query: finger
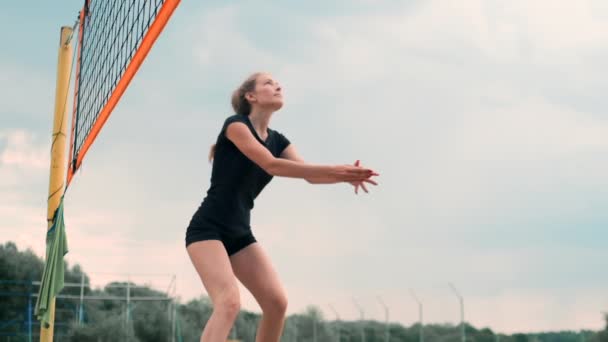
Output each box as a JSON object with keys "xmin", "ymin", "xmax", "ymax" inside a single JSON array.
[
  {"xmin": 354, "ymin": 167, "xmax": 378, "ymax": 175},
  {"xmin": 346, "ymin": 172, "xmax": 370, "ymax": 181},
  {"xmin": 345, "ymin": 171, "xmax": 374, "ymax": 182},
  {"xmin": 361, "ymin": 182, "xmax": 369, "ymax": 193},
  {"xmin": 351, "ymin": 168, "xmax": 374, "ymax": 175},
  {"xmin": 348, "ymin": 175, "xmax": 370, "ymax": 182},
  {"xmin": 350, "ymin": 166, "xmax": 378, "ymax": 176},
  {"xmin": 348, "ymin": 166, "xmax": 369, "ymax": 173},
  {"xmin": 364, "ymin": 179, "xmax": 378, "ymax": 186},
  {"xmin": 355, "ymin": 184, "xmax": 359, "ymax": 194},
  {"xmin": 355, "ymin": 160, "xmax": 360, "ymax": 167}
]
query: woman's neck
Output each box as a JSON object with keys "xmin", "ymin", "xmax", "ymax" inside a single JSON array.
[{"xmin": 248, "ymin": 109, "xmax": 273, "ymax": 138}]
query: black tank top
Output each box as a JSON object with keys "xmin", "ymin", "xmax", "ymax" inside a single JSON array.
[{"xmin": 194, "ymin": 114, "xmax": 291, "ymax": 236}]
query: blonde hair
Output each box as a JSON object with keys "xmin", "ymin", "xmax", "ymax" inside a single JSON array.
[{"xmin": 209, "ymin": 73, "xmax": 262, "ymax": 161}]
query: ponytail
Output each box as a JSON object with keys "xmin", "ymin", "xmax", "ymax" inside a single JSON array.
[{"xmin": 209, "ymin": 73, "xmax": 261, "ymax": 162}]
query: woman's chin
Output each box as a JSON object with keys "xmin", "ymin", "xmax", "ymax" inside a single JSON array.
[{"xmin": 270, "ymin": 101, "xmax": 284, "ymax": 112}]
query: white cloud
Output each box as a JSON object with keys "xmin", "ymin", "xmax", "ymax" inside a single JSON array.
[
  {"xmin": 189, "ymin": 5, "xmax": 281, "ymax": 77},
  {"xmin": 445, "ymin": 98, "xmax": 608, "ymax": 161},
  {"xmin": 0, "ymin": 130, "xmax": 50, "ymax": 203},
  {"xmin": 469, "ymin": 289, "xmax": 608, "ymax": 333},
  {"xmin": 343, "ymin": 1, "xmax": 608, "ymax": 65},
  {"xmin": 0, "ymin": 202, "xmax": 47, "ymax": 255},
  {"xmin": 0, "ymin": 129, "xmax": 49, "ymax": 170}
]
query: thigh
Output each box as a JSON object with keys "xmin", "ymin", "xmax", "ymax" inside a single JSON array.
[
  {"xmin": 230, "ymin": 243, "xmax": 286, "ymax": 308},
  {"xmin": 187, "ymin": 240, "xmax": 240, "ymax": 300}
]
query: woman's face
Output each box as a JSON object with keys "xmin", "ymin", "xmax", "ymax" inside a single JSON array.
[{"xmin": 247, "ymin": 73, "xmax": 283, "ymax": 111}]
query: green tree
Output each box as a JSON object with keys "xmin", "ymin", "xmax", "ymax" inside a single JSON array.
[
  {"xmin": 176, "ymin": 296, "xmax": 213, "ymax": 341},
  {"xmin": 596, "ymin": 313, "xmax": 608, "ymax": 342},
  {"xmin": 68, "ymin": 313, "xmax": 140, "ymax": 342},
  {"xmin": 234, "ymin": 310, "xmax": 260, "ymax": 341},
  {"xmin": 0, "ymin": 242, "xmax": 44, "ymax": 324},
  {"xmin": 132, "ymin": 300, "xmax": 171, "ymax": 342}
]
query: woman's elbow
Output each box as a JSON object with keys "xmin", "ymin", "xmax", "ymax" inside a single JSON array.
[{"xmin": 263, "ymin": 159, "xmax": 281, "ymax": 176}]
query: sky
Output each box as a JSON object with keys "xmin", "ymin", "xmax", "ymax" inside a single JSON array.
[{"xmin": 1, "ymin": 0, "xmax": 608, "ymax": 335}]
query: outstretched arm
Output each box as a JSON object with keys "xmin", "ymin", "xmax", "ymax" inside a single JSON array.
[
  {"xmin": 280, "ymin": 144, "xmax": 379, "ymax": 193},
  {"xmin": 226, "ymin": 122, "xmax": 376, "ymax": 183},
  {"xmin": 280, "ymin": 145, "xmax": 346, "ymax": 184}
]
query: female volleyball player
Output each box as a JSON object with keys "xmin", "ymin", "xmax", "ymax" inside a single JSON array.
[{"xmin": 185, "ymin": 72, "xmax": 379, "ymax": 342}]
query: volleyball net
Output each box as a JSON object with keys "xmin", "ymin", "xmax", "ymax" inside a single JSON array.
[{"xmin": 67, "ymin": 0, "xmax": 181, "ymax": 186}]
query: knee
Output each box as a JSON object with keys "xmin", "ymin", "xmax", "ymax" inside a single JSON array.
[
  {"xmin": 215, "ymin": 290, "xmax": 241, "ymax": 321},
  {"xmin": 262, "ymin": 292, "xmax": 288, "ymax": 318}
]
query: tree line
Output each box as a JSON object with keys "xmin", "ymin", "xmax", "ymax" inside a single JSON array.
[{"xmin": 1, "ymin": 241, "xmax": 606, "ymax": 342}]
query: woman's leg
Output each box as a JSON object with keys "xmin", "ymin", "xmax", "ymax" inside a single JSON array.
[
  {"xmin": 187, "ymin": 240, "xmax": 241, "ymax": 342},
  {"xmin": 230, "ymin": 243, "xmax": 288, "ymax": 342}
]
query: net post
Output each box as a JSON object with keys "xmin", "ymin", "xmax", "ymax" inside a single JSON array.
[{"xmin": 40, "ymin": 25, "xmax": 73, "ymax": 342}]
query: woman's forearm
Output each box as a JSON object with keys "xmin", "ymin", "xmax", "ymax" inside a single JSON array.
[
  {"xmin": 265, "ymin": 158, "xmax": 336, "ymax": 180},
  {"xmin": 304, "ymin": 176, "xmax": 343, "ymax": 184}
]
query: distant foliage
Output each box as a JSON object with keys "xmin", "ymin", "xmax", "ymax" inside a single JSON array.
[{"xmin": 1, "ymin": 241, "xmax": 606, "ymax": 341}]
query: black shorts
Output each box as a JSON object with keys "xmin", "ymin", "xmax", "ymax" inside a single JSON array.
[{"xmin": 185, "ymin": 219, "xmax": 256, "ymax": 256}]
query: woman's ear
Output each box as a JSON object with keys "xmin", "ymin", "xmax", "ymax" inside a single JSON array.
[{"xmin": 245, "ymin": 91, "xmax": 256, "ymax": 103}]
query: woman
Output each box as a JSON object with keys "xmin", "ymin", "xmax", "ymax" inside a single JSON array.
[{"xmin": 186, "ymin": 72, "xmax": 379, "ymax": 342}]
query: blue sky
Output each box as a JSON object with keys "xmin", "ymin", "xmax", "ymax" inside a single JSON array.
[{"xmin": 1, "ymin": 0, "xmax": 607, "ymax": 334}]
